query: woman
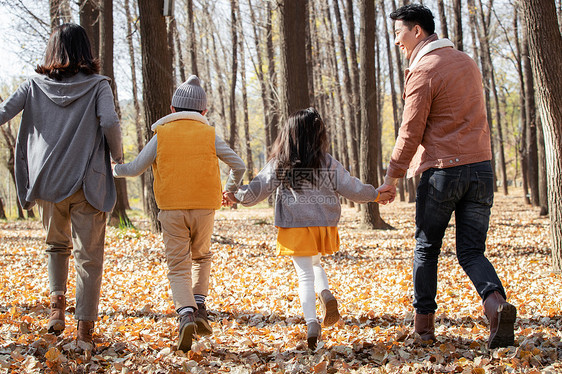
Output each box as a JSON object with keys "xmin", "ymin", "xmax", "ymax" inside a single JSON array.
[{"xmin": 0, "ymin": 23, "xmax": 123, "ymax": 350}]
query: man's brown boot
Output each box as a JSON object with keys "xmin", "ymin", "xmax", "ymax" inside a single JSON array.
[
  {"xmin": 76, "ymin": 320, "xmax": 95, "ymax": 352},
  {"xmin": 414, "ymin": 313, "xmax": 436, "ymax": 343},
  {"xmin": 483, "ymin": 291, "xmax": 516, "ymax": 349},
  {"xmin": 47, "ymin": 294, "xmax": 65, "ymax": 335}
]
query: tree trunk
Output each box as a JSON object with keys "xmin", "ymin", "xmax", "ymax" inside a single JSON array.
[
  {"xmin": 186, "ymin": 0, "xmax": 199, "ymax": 76},
  {"xmin": 99, "ymin": 0, "xmax": 131, "ymax": 228},
  {"xmin": 238, "ymin": 1, "xmax": 254, "ymax": 181},
  {"xmin": 437, "ymin": 0, "xmax": 449, "ymax": 38},
  {"xmin": 305, "ymin": 1, "xmax": 315, "ymax": 106},
  {"xmin": 520, "ymin": 0, "xmax": 562, "ymax": 272},
  {"xmin": 248, "ymin": 0, "xmax": 272, "ymax": 156},
  {"xmin": 167, "ymin": 17, "xmax": 177, "ymax": 86},
  {"xmin": 138, "ymin": 0, "xmax": 174, "ymax": 232},
  {"xmin": 523, "ymin": 33, "xmax": 540, "ymax": 206},
  {"xmin": 359, "ymin": 0, "xmax": 390, "ymax": 230},
  {"xmin": 380, "ymin": 0, "xmax": 405, "ymax": 202},
  {"xmin": 50, "ymin": 0, "xmax": 72, "ymax": 31},
  {"xmin": 266, "ymin": 2, "xmax": 279, "ymax": 150},
  {"xmin": 537, "ymin": 116, "xmax": 548, "ymax": 216},
  {"xmin": 124, "ymin": 0, "xmax": 146, "ymax": 212},
  {"xmin": 322, "ymin": 0, "xmax": 352, "ymax": 208},
  {"xmin": 279, "ymin": 0, "xmax": 310, "ymax": 119},
  {"xmin": 474, "ymin": 0, "xmax": 497, "ymax": 192},
  {"xmin": 333, "ymin": 0, "xmax": 360, "ymax": 182},
  {"xmin": 513, "ymin": 7, "xmax": 530, "ymax": 204},
  {"xmin": 452, "ymin": 0, "xmax": 463, "ymax": 51},
  {"xmin": 0, "ymin": 198, "xmax": 6, "ymax": 220},
  {"xmin": 229, "ymin": 0, "xmax": 239, "ymax": 151},
  {"xmin": 343, "ymin": 0, "xmax": 362, "ymax": 156},
  {"xmin": 79, "ymin": 0, "xmax": 100, "ymax": 59}
]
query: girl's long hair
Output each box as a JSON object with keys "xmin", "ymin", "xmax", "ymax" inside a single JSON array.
[
  {"xmin": 269, "ymin": 107, "xmax": 329, "ymax": 189},
  {"xmin": 35, "ymin": 23, "xmax": 100, "ymax": 80}
]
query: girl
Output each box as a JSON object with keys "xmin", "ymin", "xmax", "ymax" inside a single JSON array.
[
  {"xmin": 0, "ymin": 24, "xmax": 123, "ymax": 350},
  {"xmin": 226, "ymin": 107, "xmax": 385, "ymax": 350}
]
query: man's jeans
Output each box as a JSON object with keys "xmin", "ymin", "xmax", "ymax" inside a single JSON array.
[{"xmin": 413, "ymin": 161, "xmax": 506, "ymax": 314}]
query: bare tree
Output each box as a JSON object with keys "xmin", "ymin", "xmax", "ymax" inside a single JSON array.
[
  {"xmin": 228, "ymin": 0, "xmax": 239, "ymax": 151},
  {"xmin": 452, "ymin": 0, "xmax": 463, "ymax": 51},
  {"xmin": 520, "ymin": 0, "xmax": 562, "ymax": 271},
  {"xmin": 359, "ymin": 0, "xmax": 390, "ymax": 229},
  {"xmin": 437, "ymin": 0, "xmax": 449, "ymax": 38},
  {"xmin": 522, "ymin": 28, "xmax": 540, "ymax": 206},
  {"xmin": 79, "ymin": 0, "xmax": 99, "ymax": 58},
  {"xmin": 333, "ymin": 0, "xmax": 360, "ymax": 180},
  {"xmin": 124, "ymin": 0, "xmax": 146, "ymax": 211},
  {"xmin": 238, "ymin": 1, "xmax": 254, "ymax": 181},
  {"xmin": 279, "ymin": 0, "xmax": 310, "ymax": 119},
  {"xmin": 186, "ymin": 0, "xmax": 199, "ymax": 76},
  {"xmin": 50, "ymin": 0, "xmax": 72, "ymax": 31},
  {"xmin": 137, "ymin": 0, "xmax": 174, "ymax": 232}
]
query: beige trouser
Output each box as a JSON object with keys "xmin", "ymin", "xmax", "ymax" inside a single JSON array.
[
  {"xmin": 37, "ymin": 189, "xmax": 107, "ymax": 321},
  {"xmin": 158, "ymin": 209, "xmax": 214, "ymax": 310}
]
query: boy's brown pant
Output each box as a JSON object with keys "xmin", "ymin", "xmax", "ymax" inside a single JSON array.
[{"xmin": 158, "ymin": 209, "xmax": 214, "ymax": 310}]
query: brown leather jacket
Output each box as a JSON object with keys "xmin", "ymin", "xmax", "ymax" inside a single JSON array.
[{"xmin": 387, "ymin": 34, "xmax": 492, "ymax": 179}]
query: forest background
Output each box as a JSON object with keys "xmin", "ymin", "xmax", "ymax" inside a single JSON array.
[
  {"xmin": 0, "ymin": 0, "xmax": 558, "ymax": 218},
  {"xmin": 1, "ymin": 1, "xmax": 562, "ymax": 372}
]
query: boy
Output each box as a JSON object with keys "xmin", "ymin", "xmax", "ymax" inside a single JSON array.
[{"xmin": 114, "ymin": 75, "xmax": 245, "ymax": 352}]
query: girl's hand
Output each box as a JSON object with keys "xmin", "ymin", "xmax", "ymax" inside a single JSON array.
[{"xmin": 222, "ymin": 191, "xmax": 239, "ymax": 207}]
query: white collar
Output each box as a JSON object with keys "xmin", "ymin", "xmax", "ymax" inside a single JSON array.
[
  {"xmin": 151, "ymin": 111, "xmax": 209, "ymax": 131},
  {"xmin": 409, "ymin": 38, "xmax": 455, "ymax": 70}
]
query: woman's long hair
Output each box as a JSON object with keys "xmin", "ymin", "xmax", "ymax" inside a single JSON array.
[
  {"xmin": 35, "ymin": 23, "xmax": 99, "ymax": 80},
  {"xmin": 269, "ymin": 107, "xmax": 329, "ymax": 189}
]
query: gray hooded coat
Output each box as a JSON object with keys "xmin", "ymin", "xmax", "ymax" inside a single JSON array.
[{"xmin": 0, "ymin": 72, "xmax": 123, "ymax": 212}]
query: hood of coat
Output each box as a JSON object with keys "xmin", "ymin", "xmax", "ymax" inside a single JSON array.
[{"xmin": 31, "ymin": 72, "xmax": 110, "ymax": 107}]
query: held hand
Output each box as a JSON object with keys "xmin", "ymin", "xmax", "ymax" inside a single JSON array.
[
  {"xmin": 375, "ymin": 183, "xmax": 396, "ymax": 205},
  {"xmin": 222, "ymin": 191, "xmax": 239, "ymax": 207}
]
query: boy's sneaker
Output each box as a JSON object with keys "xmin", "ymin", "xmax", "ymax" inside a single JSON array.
[
  {"xmin": 177, "ymin": 312, "xmax": 197, "ymax": 352},
  {"xmin": 195, "ymin": 303, "xmax": 213, "ymax": 336}
]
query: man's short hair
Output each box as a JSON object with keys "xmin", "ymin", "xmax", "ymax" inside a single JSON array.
[{"xmin": 390, "ymin": 4, "xmax": 435, "ymax": 35}]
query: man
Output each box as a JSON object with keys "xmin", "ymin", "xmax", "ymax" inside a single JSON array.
[{"xmin": 377, "ymin": 4, "xmax": 516, "ymax": 349}]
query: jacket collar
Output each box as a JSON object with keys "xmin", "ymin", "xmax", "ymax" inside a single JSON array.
[
  {"xmin": 407, "ymin": 34, "xmax": 454, "ymax": 70},
  {"xmin": 151, "ymin": 111, "xmax": 209, "ymax": 131}
]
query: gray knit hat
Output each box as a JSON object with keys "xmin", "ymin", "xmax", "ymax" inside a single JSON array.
[{"xmin": 171, "ymin": 75, "xmax": 207, "ymax": 111}]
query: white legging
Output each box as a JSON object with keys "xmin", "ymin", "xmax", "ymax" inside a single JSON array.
[{"xmin": 292, "ymin": 254, "xmax": 331, "ymax": 325}]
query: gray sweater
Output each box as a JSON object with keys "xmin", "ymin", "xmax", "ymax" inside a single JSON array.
[
  {"xmin": 234, "ymin": 154, "xmax": 378, "ymax": 227},
  {"xmin": 113, "ymin": 112, "xmax": 246, "ymax": 192},
  {"xmin": 0, "ymin": 73, "xmax": 123, "ymax": 212}
]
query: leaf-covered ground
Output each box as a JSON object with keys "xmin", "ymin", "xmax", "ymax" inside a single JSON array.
[{"xmin": 0, "ymin": 190, "xmax": 561, "ymax": 373}]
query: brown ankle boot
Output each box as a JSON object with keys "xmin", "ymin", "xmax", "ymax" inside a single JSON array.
[
  {"xmin": 483, "ymin": 291, "xmax": 516, "ymax": 349},
  {"xmin": 47, "ymin": 294, "xmax": 66, "ymax": 335},
  {"xmin": 76, "ymin": 320, "xmax": 95, "ymax": 351},
  {"xmin": 319, "ymin": 289, "xmax": 340, "ymax": 327},
  {"xmin": 414, "ymin": 313, "xmax": 436, "ymax": 343}
]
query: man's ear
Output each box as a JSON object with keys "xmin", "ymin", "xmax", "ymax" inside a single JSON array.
[
  {"xmin": 170, "ymin": 105, "xmax": 176, "ymax": 113},
  {"xmin": 202, "ymin": 109, "xmax": 208, "ymax": 116}
]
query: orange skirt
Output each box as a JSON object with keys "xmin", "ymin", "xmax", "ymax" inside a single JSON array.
[{"xmin": 276, "ymin": 226, "xmax": 340, "ymax": 256}]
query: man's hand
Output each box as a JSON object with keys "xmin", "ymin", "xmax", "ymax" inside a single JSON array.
[{"xmin": 376, "ymin": 175, "xmax": 398, "ymax": 204}]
